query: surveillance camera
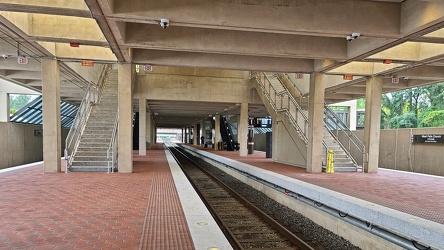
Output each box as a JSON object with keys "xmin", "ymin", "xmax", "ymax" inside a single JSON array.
[
  {"xmin": 1, "ymin": 54, "xmax": 9, "ymax": 59},
  {"xmin": 346, "ymin": 36, "xmax": 353, "ymax": 42},
  {"xmin": 160, "ymin": 18, "xmax": 169, "ymax": 29},
  {"xmin": 351, "ymin": 32, "xmax": 360, "ymax": 39}
]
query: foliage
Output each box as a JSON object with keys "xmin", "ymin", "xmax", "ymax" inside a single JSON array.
[
  {"xmin": 356, "ymin": 98, "xmax": 365, "ymax": 109},
  {"xmin": 379, "ymin": 82, "xmax": 444, "ymax": 128},
  {"xmin": 419, "ymin": 110, "xmax": 444, "ymax": 128},
  {"xmin": 9, "ymin": 94, "xmax": 37, "ymax": 114}
]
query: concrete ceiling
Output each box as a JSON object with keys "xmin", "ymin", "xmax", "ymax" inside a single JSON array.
[{"xmin": 1, "ymin": 0, "xmax": 444, "ymax": 127}]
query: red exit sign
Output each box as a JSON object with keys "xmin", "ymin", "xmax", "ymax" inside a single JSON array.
[{"xmin": 343, "ymin": 74, "xmax": 353, "ymax": 80}]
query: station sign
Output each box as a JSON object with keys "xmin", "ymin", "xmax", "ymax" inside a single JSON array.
[{"xmin": 412, "ymin": 134, "xmax": 444, "ymax": 144}]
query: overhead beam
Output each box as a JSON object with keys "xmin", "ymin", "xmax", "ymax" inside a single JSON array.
[
  {"xmin": 133, "ymin": 49, "xmax": 314, "ymax": 72},
  {"xmin": 110, "ymin": 0, "xmax": 401, "ymax": 37},
  {"xmin": 0, "ymin": 1, "xmax": 90, "ymax": 17},
  {"xmin": 125, "ymin": 23, "xmax": 347, "ymax": 60},
  {"xmin": 38, "ymin": 42, "xmax": 116, "ymax": 61}
]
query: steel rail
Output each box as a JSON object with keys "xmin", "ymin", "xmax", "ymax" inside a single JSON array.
[{"xmin": 167, "ymin": 145, "xmax": 314, "ymax": 250}]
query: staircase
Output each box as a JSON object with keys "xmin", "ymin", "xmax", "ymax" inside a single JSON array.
[
  {"xmin": 69, "ymin": 69, "xmax": 118, "ymax": 172},
  {"xmin": 252, "ymin": 72, "xmax": 364, "ymax": 172},
  {"xmin": 321, "ymin": 130, "xmax": 357, "ymax": 171}
]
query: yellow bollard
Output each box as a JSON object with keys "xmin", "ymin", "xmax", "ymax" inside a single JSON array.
[{"xmin": 327, "ymin": 149, "xmax": 335, "ymax": 173}]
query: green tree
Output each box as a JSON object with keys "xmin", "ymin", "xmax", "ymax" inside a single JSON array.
[
  {"xmin": 379, "ymin": 82, "xmax": 444, "ymax": 128},
  {"xmin": 9, "ymin": 94, "xmax": 37, "ymax": 114}
]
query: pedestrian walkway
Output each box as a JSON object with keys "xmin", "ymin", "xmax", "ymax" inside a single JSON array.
[{"xmin": 0, "ymin": 145, "xmax": 230, "ymax": 250}]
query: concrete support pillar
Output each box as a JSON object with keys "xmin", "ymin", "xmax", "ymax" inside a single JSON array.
[
  {"xmin": 214, "ymin": 115, "xmax": 220, "ymax": 149},
  {"xmin": 182, "ymin": 128, "xmax": 184, "ymax": 143},
  {"xmin": 153, "ymin": 123, "xmax": 156, "ymax": 145},
  {"xmin": 364, "ymin": 77, "xmax": 383, "ymax": 173},
  {"xmin": 146, "ymin": 111, "xmax": 152, "ymax": 149},
  {"xmin": 193, "ymin": 123, "xmax": 198, "ymax": 146},
  {"xmin": 118, "ymin": 63, "xmax": 133, "ymax": 173},
  {"xmin": 349, "ymin": 100, "xmax": 357, "ymax": 130},
  {"xmin": 139, "ymin": 98, "xmax": 146, "ymax": 156},
  {"xmin": 41, "ymin": 59, "xmax": 61, "ymax": 173},
  {"xmin": 307, "ymin": 73, "xmax": 325, "ymax": 173},
  {"xmin": 239, "ymin": 103, "xmax": 248, "ymax": 156},
  {"xmin": 0, "ymin": 92, "xmax": 10, "ymax": 122}
]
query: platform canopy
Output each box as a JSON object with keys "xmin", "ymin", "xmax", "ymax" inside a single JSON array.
[{"xmin": 0, "ymin": 0, "xmax": 444, "ymax": 124}]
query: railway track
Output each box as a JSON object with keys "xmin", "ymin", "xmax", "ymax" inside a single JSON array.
[{"xmin": 168, "ymin": 145, "xmax": 314, "ymax": 250}]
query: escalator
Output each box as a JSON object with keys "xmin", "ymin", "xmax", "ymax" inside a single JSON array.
[{"xmin": 220, "ymin": 116, "xmax": 238, "ymax": 151}]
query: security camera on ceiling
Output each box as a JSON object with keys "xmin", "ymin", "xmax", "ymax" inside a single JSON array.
[
  {"xmin": 346, "ymin": 32, "xmax": 360, "ymax": 42},
  {"xmin": 160, "ymin": 19, "xmax": 169, "ymax": 29}
]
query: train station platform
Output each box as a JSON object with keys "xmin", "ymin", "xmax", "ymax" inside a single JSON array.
[
  {"xmin": 185, "ymin": 144, "xmax": 444, "ymax": 249},
  {"xmin": 2, "ymin": 143, "xmax": 443, "ymax": 249},
  {"xmin": 0, "ymin": 145, "xmax": 231, "ymax": 250}
]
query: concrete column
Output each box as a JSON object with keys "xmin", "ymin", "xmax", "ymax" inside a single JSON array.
[
  {"xmin": 214, "ymin": 115, "xmax": 220, "ymax": 149},
  {"xmin": 153, "ymin": 122, "xmax": 156, "ymax": 145},
  {"xmin": 364, "ymin": 77, "xmax": 383, "ymax": 173},
  {"xmin": 0, "ymin": 92, "xmax": 10, "ymax": 122},
  {"xmin": 239, "ymin": 103, "xmax": 248, "ymax": 156},
  {"xmin": 307, "ymin": 73, "xmax": 325, "ymax": 173},
  {"xmin": 41, "ymin": 59, "xmax": 61, "ymax": 173},
  {"xmin": 182, "ymin": 128, "xmax": 184, "ymax": 143},
  {"xmin": 193, "ymin": 123, "xmax": 198, "ymax": 146},
  {"xmin": 146, "ymin": 111, "xmax": 152, "ymax": 149},
  {"xmin": 349, "ymin": 100, "xmax": 357, "ymax": 130},
  {"xmin": 139, "ymin": 98, "xmax": 146, "ymax": 156},
  {"xmin": 118, "ymin": 63, "xmax": 133, "ymax": 173}
]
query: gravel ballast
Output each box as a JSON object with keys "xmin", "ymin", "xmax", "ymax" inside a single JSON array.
[{"xmin": 187, "ymin": 152, "xmax": 361, "ymax": 250}]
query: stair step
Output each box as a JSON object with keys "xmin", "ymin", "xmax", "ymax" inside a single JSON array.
[
  {"xmin": 73, "ymin": 156, "xmax": 109, "ymax": 161},
  {"xmin": 79, "ymin": 138, "xmax": 110, "ymax": 142},
  {"xmin": 78, "ymin": 142, "xmax": 109, "ymax": 146},
  {"xmin": 75, "ymin": 151, "xmax": 108, "ymax": 156},
  {"xmin": 332, "ymin": 167, "xmax": 358, "ymax": 172},
  {"xmin": 76, "ymin": 147, "xmax": 109, "ymax": 151},
  {"xmin": 71, "ymin": 161, "xmax": 109, "ymax": 166},
  {"xmin": 69, "ymin": 166, "xmax": 110, "ymax": 172}
]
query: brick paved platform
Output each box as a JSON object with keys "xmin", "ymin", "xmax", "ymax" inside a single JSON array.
[{"xmin": 0, "ymin": 146, "xmax": 195, "ymax": 250}]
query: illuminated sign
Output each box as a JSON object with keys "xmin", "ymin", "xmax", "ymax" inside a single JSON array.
[
  {"xmin": 82, "ymin": 61, "xmax": 94, "ymax": 67},
  {"xmin": 343, "ymin": 74, "xmax": 353, "ymax": 80}
]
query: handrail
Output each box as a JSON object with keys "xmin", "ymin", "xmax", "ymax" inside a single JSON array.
[
  {"xmin": 281, "ymin": 73, "xmax": 304, "ymax": 98},
  {"xmin": 253, "ymin": 71, "xmax": 366, "ymax": 169},
  {"xmin": 95, "ymin": 65, "xmax": 111, "ymax": 103},
  {"xmin": 252, "ymin": 71, "xmax": 309, "ymax": 143},
  {"xmin": 64, "ymin": 82, "xmax": 94, "ymax": 170},
  {"xmin": 323, "ymin": 105, "xmax": 367, "ymax": 168},
  {"xmin": 107, "ymin": 113, "xmax": 118, "ymax": 173}
]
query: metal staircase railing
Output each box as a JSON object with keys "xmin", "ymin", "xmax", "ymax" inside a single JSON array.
[
  {"xmin": 252, "ymin": 71, "xmax": 310, "ymax": 143},
  {"xmin": 64, "ymin": 82, "xmax": 94, "ymax": 171},
  {"xmin": 280, "ymin": 73, "xmax": 366, "ymax": 168},
  {"xmin": 324, "ymin": 105, "xmax": 367, "ymax": 169},
  {"xmin": 107, "ymin": 113, "xmax": 118, "ymax": 173},
  {"xmin": 64, "ymin": 65, "xmax": 111, "ymax": 171}
]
